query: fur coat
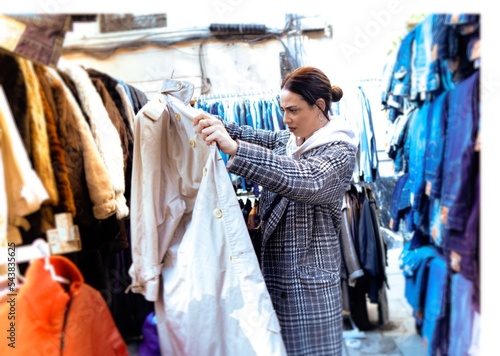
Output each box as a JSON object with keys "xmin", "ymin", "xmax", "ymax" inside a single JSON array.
[
  {"xmin": 0, "ymin": 53, "xmax": 30, "ymax": 156},
  {"xmin": 44, "ymin": 67, "xmax": 117, "ymax": 222},
  {"xmin": 0, "ymin": 84, "xmax": 49, "ymax": 245},
  {"xmin": 34, "ymin": 63, "xmax": 76, "ymax": 217},
  {"xmin": 58, "ymin": 59, "xmax": 128, "ymax": 219},
  {"xmin": 16, "ymin": 57, "xmax": 59, "ymax": 207}
]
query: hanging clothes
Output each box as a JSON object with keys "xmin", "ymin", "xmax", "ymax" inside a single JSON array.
[
  {"xmin": 383, "ymin": 13, "xmax": 481, "ymax": 355},
  {"xmin": 0, "ymin": 255, "xmax": 128, "ymax": 355},
  {"xmin": 33, "ymin": 63, "xmax": 77, "ymax": 218},
  {"xmin": 0, "ymin": 86, "xmax": 49, "ymax": 246},
  {"xmin": 129, "ymin": 79, "xmax": 286, "ymax": 355},
  {"xmin": 195, "ymin": 94, "xmax": 283, "ymax": 195},
  {"xmin": 330, "ymin": 84, "xmax": 378, "ymax": 185},
  {"xmin": 1, "ymin": 48, "xmax": 152, "ymax": 343},
  {"xmin": 58, "ymin": 59, "xmax": 129, "ymax": 220},
  {"xmin": 342, "ymin": 185, "xmax": 389, "ymax": 329}
]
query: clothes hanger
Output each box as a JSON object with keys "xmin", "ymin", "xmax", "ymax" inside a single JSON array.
[
  {"xmin": 44, "ymin": 256, "xmax": 70, "ymax": 285},
  {"xmin": 16, "ymin": 238, "xmax": 70, "ymax": 285}
]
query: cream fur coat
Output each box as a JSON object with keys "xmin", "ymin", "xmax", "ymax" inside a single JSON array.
[
  {"xmin": 58, "ymin": 59, "xmax": 129, "ymax": 219},
  {"xmin": 45, "ymin": 67, "xmax": 117, "ymax": 220}
]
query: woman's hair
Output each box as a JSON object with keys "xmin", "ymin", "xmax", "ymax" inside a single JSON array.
[{"xmin": 281, "ymin": 66, "xmax": 343, "ymax": 119}]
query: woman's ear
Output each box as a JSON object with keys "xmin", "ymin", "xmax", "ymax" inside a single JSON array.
[{"xmin": 315, "ymin": 98, "xmax": 326, "ymax": 112}]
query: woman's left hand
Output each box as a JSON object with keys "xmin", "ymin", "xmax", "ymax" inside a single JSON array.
[{"xmin": 193, "ymin": 112, "xmax": 238, "ymax": 156}]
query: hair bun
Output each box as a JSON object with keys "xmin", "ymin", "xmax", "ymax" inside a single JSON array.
[{"xmin": 331, "ymin": 85, "xmax": 343, "ymax": 102}]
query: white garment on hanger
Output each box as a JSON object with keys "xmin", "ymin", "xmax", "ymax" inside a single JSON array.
[
  {"xmin": 0, "ymin": 86, "xmax": 49, "ymax": 245},
  {"xmin": 129, "ymin": 80, "xmax": 286, "ymax": 355}
]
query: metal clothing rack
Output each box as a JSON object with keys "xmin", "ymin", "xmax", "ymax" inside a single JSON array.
[{"xmin": 197, "ymin": 89, "xmax": 279, "ymax": 102}]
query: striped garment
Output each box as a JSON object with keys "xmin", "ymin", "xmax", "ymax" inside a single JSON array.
[{"xmin": 224, "ymin": 121, "xmax": 357, "ymax": 356}]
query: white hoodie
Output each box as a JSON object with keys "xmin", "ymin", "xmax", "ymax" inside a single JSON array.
[{"xmin": 286, "ymin": 115, "xmax": 359, "ymax": 160}]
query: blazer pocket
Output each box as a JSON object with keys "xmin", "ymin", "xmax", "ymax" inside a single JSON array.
[{"xmin": 298, "ymin": 265, "xmax": 339, "ymax": 288}]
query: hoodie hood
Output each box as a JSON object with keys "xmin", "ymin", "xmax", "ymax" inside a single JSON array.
[{"xmin": 286, "ymin": 115, "xmax": 359, "ymax": 160}]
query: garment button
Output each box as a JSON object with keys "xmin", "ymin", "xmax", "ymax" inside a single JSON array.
[
  {"xmin": 189, "ymin": 138, "xmax": 196, "ymax": 148},
  {"xmin": 203, "ymin": 167, "xmax": 208, "ymax": 176},
  {"xmin": 175, "ymin": 113, "xmax": 181, "ymax": 121},
  {"xmin": 213, "ymin": 208, "xmax": 223, "ymax": 219},
  {"xmin": 176, "ymin": 82, "xmax": 182, "ymax": 89}
]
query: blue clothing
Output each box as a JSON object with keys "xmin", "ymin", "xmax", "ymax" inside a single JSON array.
[
  {"xmin": 432, "ymin": 14, "xmax": 450, "ymax": 61},
  {"xmin": 430, "ymin": 14, "xmax": 454, "ymax": 95},
  {"xmin": 387, "ymin": 109, "xmax": 412, "ymax": 161},
  {"xmin": 403, "ymin": 255, "xmax": 431, "ymax": 314},
  {"xmin": 260, "ymin": 100, "xmax": 270, "ymax": 131},
  {"xmin": 424, "ymin": 90, "xmax": 449, "ymax": 199},
  {"xmin": 399, "ymin": 242, "xmax": 439, "ymax": 278},
  {"xmin": 448, "ymin": 273, "xmax": 475, "ymax": 356},
  {"xmin": 357, "ymin": 87, "xmax": 378, "ymax": 183},
  {"xmin": 274, "ymin": 95, "xmax": 284, "ymax": 130},
  {"xmin": 390, "ymin": 173, "xmax": 411, "ymax": 232},
  {"xmin": 441, "ymin": 70, "xmax": 479, "ymax": 230},
  {"xmin": 422, "ymin": 255, "xmax": 449, "ymax": 355},
  {"xmin": 139, "ymin": 312, "xmax": 161, "ymax": 356},
  {"xmin": 115, "ymin": 78, "xmax": 134, "ymax": 107},
  {"xmin": 428, "ymin": 197, "xmax": 445, "ymax": 247},
  {"xmin": 401, "ymin": 244, "xmax": 440, "ymax": 328},
  {"xmin": 244, "ymin": 99, "xmax": 254, "ymax": 128},
  {"xmin": 445, "ymin": 149, "xmax": 480, "ymax": 290},
  {"xmin": 390, "ymin": 28, "xmax": 415, "ymax": 97},
  {"xmin": 252, "ymin": 100, "xmax": 262, "ymax": 130},
  {"xmin": 407, "ymin": 103, "xmax": 430, "ymax": 231},
  {"xmin": 412, "ymin": 16, "xmax": 437, "ymax": 97},
  {"xmin": 444, "ymin": 14, "xmax": 480, "ymax": 26}
]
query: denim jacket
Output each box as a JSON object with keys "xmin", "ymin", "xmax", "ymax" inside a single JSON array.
[
  {"xmin": 441, "ymin": 70, "xmax": 479, "ymax": 230},
  {"xmin": 407, "ymin": 103, "xmax": 430, "ymax": 231},
  {"xmin": 424, "ymin": 90, "xmax": 449, "ymax": 199}
]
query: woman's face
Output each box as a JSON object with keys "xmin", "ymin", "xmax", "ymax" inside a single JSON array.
[{"xmin": 280, "ymin": 89, "xmax": 323, "ymax": 141}]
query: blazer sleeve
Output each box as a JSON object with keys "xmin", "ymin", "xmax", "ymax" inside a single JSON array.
[{"xmin": 227, "ymin": 140, "xmax": 356, "ymax": 205}]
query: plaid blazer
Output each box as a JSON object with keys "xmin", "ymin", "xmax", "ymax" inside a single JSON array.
[{"xmin": 225, "ymin": 121, "xmax": 357, "ymax": 355}]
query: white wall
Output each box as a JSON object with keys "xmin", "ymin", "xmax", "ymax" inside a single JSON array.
[
  {"xmin": 60, "ymin": 1, "xmax": 412, "ymax": 99},
  {"xmin": 59, "ymin": 2, "xmax": 411, "ymax": 172}
]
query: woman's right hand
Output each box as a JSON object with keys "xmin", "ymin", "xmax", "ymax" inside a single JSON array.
[{"xmin": 193, "ymin": 112, "xmax": 238, "ymax": 156}]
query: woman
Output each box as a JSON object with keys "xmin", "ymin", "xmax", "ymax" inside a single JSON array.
[{"xmin": 194, "ymin": 66, "xmax": 358, "ymax": 355}]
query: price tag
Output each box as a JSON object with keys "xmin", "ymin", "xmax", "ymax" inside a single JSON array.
[
  {"xmin": 0, "ymin": 15, "xmax": 26, "ymax": 51},
  {"xmin": 440, "ymin": 206, "xmax": 449, "ymax": 224},
  {"xmin": 425, "ymin": 181, "xmax": 432, "ymax": 196}
]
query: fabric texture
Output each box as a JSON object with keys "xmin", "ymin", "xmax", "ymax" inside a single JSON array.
[
  {"xmin": 45, "ymin": 67, "xmax": 117, "ymax": 221},
  {"xmin": 0, "ymin": 86, "xmax": 49, "ymax": 244},
  {"xmin": 224, "ymin": 117, "xmax": 357, "ymax": 355},
  {"xmin": 17, "ymin": 57, "xmax": 59, "ymax": 208},
  {"xmin": 58, "ymin": 59, "xmax": 128, "ymax": 219},
  {"xmin": 0, "ymin": 52, "xmax": 30, "ymax": 156},
  {"xmin": 129, "ymin": 79, "xmax": 286, "ymax": 355},
  {"xmin": 34, "ymin": 63, "xmax": 76, "ymax": 217},
  {"xmin": 285, "ymin": 116, "xmax": 359, "ymax": 160},
  {"xmin": 0, "ymin": 255, "xmax": 127, "ymax": 355}
]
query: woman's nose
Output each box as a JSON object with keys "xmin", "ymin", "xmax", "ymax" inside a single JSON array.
[{"xmin": 282, "ymin": 112, "xmax": 290, "ymax": 124}]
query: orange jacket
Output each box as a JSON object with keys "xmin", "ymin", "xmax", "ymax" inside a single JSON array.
[{"xmin": 0, "ymin": 256, "xmax": 128, "ymax": 355}]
